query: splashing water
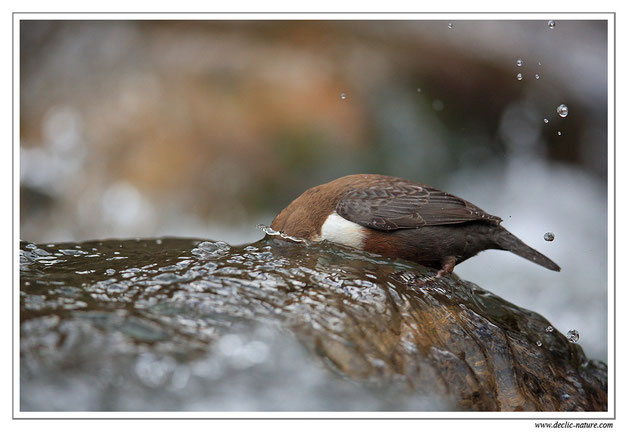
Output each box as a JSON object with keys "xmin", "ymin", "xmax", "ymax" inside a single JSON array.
[{"xmin": 256, "ymin": 224, "xmax": 311, "ymax": 244}]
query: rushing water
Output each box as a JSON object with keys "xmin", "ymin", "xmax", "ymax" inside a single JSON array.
[{"xmin": 20, "ymin": 237, "xmax": 607, "ymax": 412}]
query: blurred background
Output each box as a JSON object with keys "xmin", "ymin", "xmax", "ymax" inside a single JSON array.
[{"xmin": 20, "ymin": 19, "xmax": 609, "ymax": 361}]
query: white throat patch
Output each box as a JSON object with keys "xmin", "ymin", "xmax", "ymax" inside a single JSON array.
[{"xmin": 320, "ymin": 211, "xmax": 367, "ymax": 249}]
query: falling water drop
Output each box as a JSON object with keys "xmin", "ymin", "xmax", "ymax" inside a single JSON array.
[
  {"xmin": 536, "ymin": 340, "xmax": 543, "ymax": 347},
  {"xmin": 548, "ymin": 20, "xmax": 556, "ymax": 29},
  {"xmin": 567, "ymin": 329, "xmax": 580, "ymax": 343},
  {"xmin": 543, "ymin": 118, "xmax": 549, "ymax": 124},
  {"xmin": 340, "ymin": 93, "xmax": 347, "ymax": 100},
  {"xmin": 535, "ymin": 74, "xmax": 540, "ymax": 80},
  {"xmin": 557, "ymin": 104, "xmax": 568, "ymax": 117},
  {"xmin": 544, "ymin": 232, "xmax": 555, "ymax": 242},
  {"xmin": 516, "ymin": 59, "xmax": 523, "ymax": 67},
  {"xmin": 546, "ymin": 325, "xmax": 554, "ymax": 333},
  {"xmin": 447, "ymin": 22, "xmax": 453, "ymax": 29},
  {"xmin": 557, "ymin": 131, "xmax": 562, "ymax": 136},
  {"xmin": 416, "ymin": 88, "xmax": 422, "ymax": 93},
  {"xmin": 516, "ymin": 73, "xmax": 523, "ymax": 81}
]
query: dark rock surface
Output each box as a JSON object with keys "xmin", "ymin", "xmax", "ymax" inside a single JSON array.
[{"xmin": 19, "ymin": 237, "xmax": 607, "ymax": 411}]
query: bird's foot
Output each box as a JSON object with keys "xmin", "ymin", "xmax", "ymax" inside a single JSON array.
[{"xmin": 436, "ymin": 256, "xmax": 456, "ymax": 278}]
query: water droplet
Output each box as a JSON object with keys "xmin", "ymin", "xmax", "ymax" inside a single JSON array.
[
  {"xmin": 548, "ymin": 20, "xmax": 556, "ymax": 29},
  {"xmin": 155, "ymin": 239, "xmax": 163, "ymax": 245},
  {"xmin": 416, "ymin": 88, "xmax": 422, "ymax": 93},
  {"xmin": 557, "ymin": 131, "xmax": 562, "ymax": 136},
  {"xmin": 447, "ymin": 22, "xmax": 453, "ymax": 29},
  {"xmin": 544, "ymin": 232, "xmax": 555, "ymax": 241},
  {"xmin": 535, "ymin": 74, "xmax": 540, "ymax": 80},
  {"xmin": 536, "ymin": 340, "xmax": 543, "ymax": 347},
  {"xmin": 516, "ymin": 59, "xmax": 523, "ymax": 67},
  {"xmin": 567, "ymin": 329, "xmax": 580, "ymax": 343},
  {"xmin": 557, "ymin": 104, "xmax": 568, "ymax": 117},
  {"xmin": 340, "ymin": 93, "xmax": 347, "ymax": 100},
  {"xmin": 543, "ymin": 118, "xmax": 549, "ymax": 124},
  {"xmin": 538, "ymin": 61, "xmax": 542, "ymax": 66},
  {"xmin": 516, "ymin": 73, "xmax": 523, "ymax": 81},
  {"xmin": 546, "ymin": 325, "xmax": 554, "ymax": 333}
]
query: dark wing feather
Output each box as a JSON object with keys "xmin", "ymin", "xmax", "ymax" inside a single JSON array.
[{"xmin": 336, "ymin": 181, "xmax": 501, "ymax": 231}]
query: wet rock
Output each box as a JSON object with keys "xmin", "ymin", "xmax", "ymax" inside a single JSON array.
[{"xmin": 20, "ymin": 238, "xmax": 607, "ymax": 411}]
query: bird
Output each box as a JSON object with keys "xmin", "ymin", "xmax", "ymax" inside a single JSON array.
[{"xmin": 270, "ymin": 174, "xmax": 560, "ymax": 276}]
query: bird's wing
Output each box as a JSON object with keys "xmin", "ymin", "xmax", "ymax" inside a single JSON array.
[{"xmin": 336, "ymin": 181, "xmax": 502, "ymax": 231}]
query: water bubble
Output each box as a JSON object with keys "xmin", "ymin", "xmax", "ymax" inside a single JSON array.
[
  {"xmin": 192, "ymin": 241, "xmax": 231, "ymax": 259},
  {"xmin": 340, "ymin": 92, "xmax": 347, "ymax": 100},
  {"xmin": 536, "ymin": 340, "xmax": 542, "ymax": 347},
  {"xmin": 516, "ymin": 73, "xmax": 523, "ymax": 81},
  {"xmin": 548, "ymin": 20, "xmax": 556, "ymax": 29},
  {"xmin": 535, "ymin": 74, "xmax": 540, "ymax": 80},
  {"xmin": 567, "ymin": 329, "xmax": 580, "ymax": 343},
  {"xmin": 516, "ymin": 59, "xmax": 523, "ymax": 67},
  {"xmin": 557, "ymin": 104, "xmax": 568, "ymax": 117},
  {"xmin": 546, "ymin": 325, "xmax": 554, "ymax": 333},
  {"xmin": 543, "ymin": 118, "xmax": 549, "ymax": 124},
  {"xmin": 544, "ymin": 232, "xmax": 555, "ymax": 242},
  {"xmin": 447, "ymin": 23, "xmax": 453, "ymax": 29}
]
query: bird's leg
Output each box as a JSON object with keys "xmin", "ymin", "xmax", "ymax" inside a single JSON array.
[
  {"xmin": 400, "ymin": 257, "xmax": 457, "ymax": 290},
  {"xmin": 436, "ymin": 256, "xmax": 457, "ymax": 297},
  {"xmin": 436, "ymin": 256, "xmax": 456, "ymax": 278}
]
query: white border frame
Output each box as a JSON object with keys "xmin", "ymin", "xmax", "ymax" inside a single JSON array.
[{"xmin": 12, "ymin": 12, "xmax": 615, "ymax": 420}]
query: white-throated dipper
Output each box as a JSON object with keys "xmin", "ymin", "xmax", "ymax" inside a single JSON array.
[{"xmin": 271, "ymin": 174, "xmax": 560, "ymax": 275}]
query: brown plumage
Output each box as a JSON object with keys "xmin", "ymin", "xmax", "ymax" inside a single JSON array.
[{"xmin": 271, "ymin": 174, "xmax": 560, "ymax": 274}]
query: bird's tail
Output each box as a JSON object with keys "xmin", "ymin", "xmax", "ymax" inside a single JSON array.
[{"xmin": 493, "ymin": 228, "xmax": 561, "ymax": 272}]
